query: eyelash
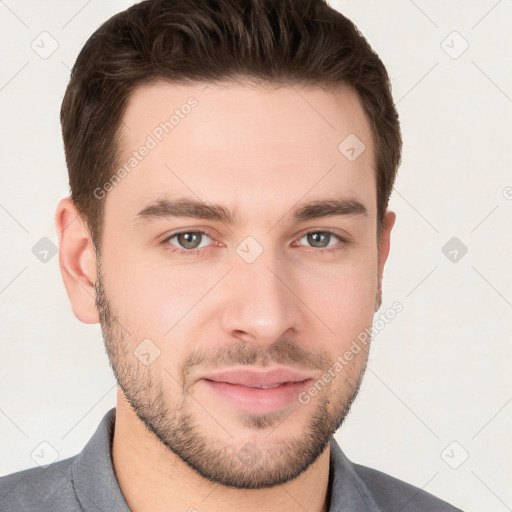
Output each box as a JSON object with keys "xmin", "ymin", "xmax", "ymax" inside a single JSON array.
[{"xmin": 162, "ymin": 229, "xmax": 346, "ymax": 257}]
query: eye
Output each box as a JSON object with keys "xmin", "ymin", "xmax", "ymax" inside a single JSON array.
[
  {"xmin": 164, "ymin": 230, "xmax": 213, "ymax": 256},
  {"xmin": 296, "ymin": 230, "xmax": 344, "ymax": 252},
  {"xmin": 163, "ymin": 229, "xmax": 346, "ymax": 257}
]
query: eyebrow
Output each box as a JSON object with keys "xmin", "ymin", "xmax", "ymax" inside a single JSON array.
[{"xmin": 134, "ymin": 196, "xmax": 368, "ymax": 226}]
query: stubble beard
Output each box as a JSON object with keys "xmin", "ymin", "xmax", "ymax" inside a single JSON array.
[{"xmin": 94, "ymin": 267, "xmax": 371, "ymax": 489}]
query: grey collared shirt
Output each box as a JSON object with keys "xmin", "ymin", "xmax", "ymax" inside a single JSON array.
[{"xmin": 0, "ymin": 407, "xmax": 462, "ymax": 511}]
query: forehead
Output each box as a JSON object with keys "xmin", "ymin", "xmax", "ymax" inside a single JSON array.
[{"xmin": 106, "ymin": 80, "xmax": 376, "ymax": 225}]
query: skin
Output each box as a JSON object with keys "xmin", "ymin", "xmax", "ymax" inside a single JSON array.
[{"xmin": 55, "ymin": 81, "xmax": 395, "ymax": 512}]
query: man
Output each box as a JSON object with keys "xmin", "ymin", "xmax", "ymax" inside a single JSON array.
[{"xmin": 0, "ymin": 0, "xmax": 462, "ymax": 510}]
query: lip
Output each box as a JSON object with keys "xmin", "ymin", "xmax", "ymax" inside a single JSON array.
[
  {"xmin": 199, "ymin": 367, "xmax": 315, "ymax": 414},
  {"xmin": 201, "ymin": 367, "xmax": 314, "ymax": 387}
]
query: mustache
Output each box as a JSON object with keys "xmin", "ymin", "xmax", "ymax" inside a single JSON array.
[{"xmin": 179, "ymin": 338, "xmax": 332, "ymax": 384}]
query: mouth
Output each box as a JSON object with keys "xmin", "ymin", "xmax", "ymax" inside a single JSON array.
[
  {"xmin": 201, "ymin": 367, "xmax": 314, "ymax": 387},
  {"xmin": 231, "ymin": 382, "xmax": 287, "ymax": 389},
  {"xmin": 199, "ymin": 367, "xmax": 315, "ymax": 414}
]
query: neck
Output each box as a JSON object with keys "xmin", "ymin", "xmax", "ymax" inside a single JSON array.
[{"xmin": 112, "ymin": 399, "xmax": 331, "ymax": 512}]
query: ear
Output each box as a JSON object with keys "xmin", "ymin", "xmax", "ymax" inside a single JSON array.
[
  {"xmin": 55, "ymin": 197, "xmax": 99, "ymax": 324},
  {"xmin": 375, "ymin": 210, "xmax": 396, "ymax": 311}
]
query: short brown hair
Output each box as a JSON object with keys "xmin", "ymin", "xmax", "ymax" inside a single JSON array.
[{"xmin": 60, "ymin": 0, "xmax": 401, "ymax": 252}]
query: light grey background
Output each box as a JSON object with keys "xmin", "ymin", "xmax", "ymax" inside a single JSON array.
[{"xmin": 1, "ymin": 1, "xmax": 511, "ymax": 511}]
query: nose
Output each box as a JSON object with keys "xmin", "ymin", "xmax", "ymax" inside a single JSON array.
[{"xmin": 218, "ymin": 246, "xmax": 303, "ymax": 347}]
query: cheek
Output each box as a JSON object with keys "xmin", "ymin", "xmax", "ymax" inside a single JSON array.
[
  {"xmin": 298, "ymin": 261, "xmax": 377, "ymax": 338},
  {"xmin": 98, "ymin": 244, "xmax": 201, "ymax": 340},
  {"xmin": 129, "ymin": 268, "xmax": 211, "ymax": 336},
  {"xmin": 290, "ymin": 235, "xmax": 380, "ymax": 359}
]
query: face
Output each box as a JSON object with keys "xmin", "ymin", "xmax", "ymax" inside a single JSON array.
[{"xmin": 94, "ymin": 81, "xmax": 392, "ymax": 489}]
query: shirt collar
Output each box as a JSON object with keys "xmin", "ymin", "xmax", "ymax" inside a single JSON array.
[
  {"xmin": 71, "ymin": 407, "xmax": 130, "ymax": 511},
  {"xmin": 327, "ymin": 435, "xmax": 381, "ymax": 511}
]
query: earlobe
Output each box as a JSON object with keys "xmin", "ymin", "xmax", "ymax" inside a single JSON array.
[{"xmin": 55, "ymin": 197, "xmax": 99, "ymax": 324}]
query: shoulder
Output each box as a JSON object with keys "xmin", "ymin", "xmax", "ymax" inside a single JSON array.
[
  {"xmin": 328, "ymin": 438, "xmax": 463, "ymax": 511},
  {"xmin": 0, "ymin": 456, "xmax": 81, "ymax": 512},
  {"xmin": 0, "ymin": 407, "xmax": 124, "ymax": 512},
  {"xmin": 352, "ymin": 462, "xmax": 463, "ymax": 511}
]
